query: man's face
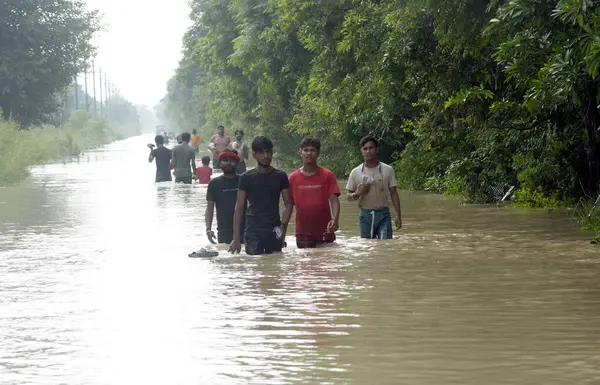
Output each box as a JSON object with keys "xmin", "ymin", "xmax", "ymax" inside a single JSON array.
[
  {"xmin": 218, "ymin": 127, "xmax": 224, "ymax": 135},
  {"xmin": 253, "ymin": 148, "xmax": 273, "ymax": 167},
  {"xmin": 235, "ymin": 132, "xmax": 243, "ymax": 141},
  {"xmin": 300, "ymin": 146, "xmax": 319, "ymax": 165},
  {"xmin": 220, "ymin": 157, "xmax": 237, "ymax": 174},
  {"xmin": 360, "ymin": 141, "xmax": 378, "ymax": 161}
]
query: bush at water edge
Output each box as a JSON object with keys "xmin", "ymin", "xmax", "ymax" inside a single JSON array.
[{"xmin": 0, "ymin": 111, "xmax": 130, "ymax": 184}]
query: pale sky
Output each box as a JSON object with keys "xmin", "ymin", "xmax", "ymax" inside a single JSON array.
[{"xmin": 81, "ymin": 0, "xmax": 192, "ymax": 107}]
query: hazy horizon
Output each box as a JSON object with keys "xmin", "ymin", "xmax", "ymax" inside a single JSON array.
[{"xmin": 81, "ymin": 0, "xmax": 191, "ymax": 108}]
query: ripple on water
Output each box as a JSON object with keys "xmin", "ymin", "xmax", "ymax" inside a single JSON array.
[{"xmin": 0, "ymin": 135, "xmax": 599, "ymax": 385}]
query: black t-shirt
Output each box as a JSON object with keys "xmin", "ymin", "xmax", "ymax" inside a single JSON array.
[
  {"xmin": 207, "ymin": 175, "xmax": 244, "ymax": 234},
  {"xmin": 238, "ymin": 168, "xmax": 289, "ymax": 230},
  {"xmin": 152, "ymin": 146, "xmax": 172, "ymax": 175}
]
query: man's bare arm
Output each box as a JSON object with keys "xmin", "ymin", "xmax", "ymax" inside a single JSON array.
[
  {"xmin": 205, "ymin": 201, "xmax": 215, "ymax": 231},
  {"xmin": 390, "ymin": 187, "xmax": 402, "ymax": 229},
  {"xmin": 330, "ymin": 194, "xmax": 340, "ymax": 224},
  {"xmin": 281, "ymin": 188, "xmax": 293, "ymax": 226},
  {"xmin": 232, "ymin": 190, "xmax": 247, "ymax": 243}
]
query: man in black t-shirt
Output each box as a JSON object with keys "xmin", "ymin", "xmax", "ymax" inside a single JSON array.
[
  {"xmin": 228, "ymin": 136, "xmax": 293, "ymax": 255},
  {"xmin": 205, "ymin": 149, "xmax": 246, "ymax": 244},
  {"xmin": 148, "ymin": 135, "xmax": 172, "ymax": 182}
]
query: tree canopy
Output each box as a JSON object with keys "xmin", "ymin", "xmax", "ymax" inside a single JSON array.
[{"xmin": 163, "ymin": 0, "xmax": 600, "ymax": 203}]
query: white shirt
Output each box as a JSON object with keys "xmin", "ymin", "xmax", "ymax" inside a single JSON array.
[{"xmin": 346, "ymin": 162, "xmax": 397, "ymax": 210}]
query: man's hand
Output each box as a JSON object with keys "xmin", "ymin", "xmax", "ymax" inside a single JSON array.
[
  {"xmin": 228, "ymin": 239, "xmax": 241, "ymax": 254},
  {"xmin": 147, "ymin": 143, "xmax": 155, "ymax": 149},
  {"xmin": 356, "ymin": 182, "xmax": 370, "ymax": 197},
  {"xmin": 207, "ymin": 230, "xmax": 217, "ymax": 244},
  {"xmin": 326, "ymin": 219, "xmax": 339, "ymax": 233},
  {"xmin": 394, "ymin": 217, "xmax": 402, "ymax": 230}
]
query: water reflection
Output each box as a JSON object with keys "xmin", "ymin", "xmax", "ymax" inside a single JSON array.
[{"xmin": 0, "ymin": 135, "xmax": 599, "ymax": 384}]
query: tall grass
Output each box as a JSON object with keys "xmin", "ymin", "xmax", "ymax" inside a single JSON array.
[{"xmin": 0, "ymin": 111, "xmax": 129, "ymax": 184}]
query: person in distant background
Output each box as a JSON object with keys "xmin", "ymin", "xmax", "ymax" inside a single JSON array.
[
  {"xmin": 170, "ymin": 132, "xmax": 196, "ymax": 184},
  {"xmin": 231, "ymin": 129, "xmax": 249, "ymax": 174},
  {"xmin": 195, "ymin": 156, "xmax": 213, "ymax": 184},
  {"xmin": 148, "ymin": 135, "xmax": 172, "ymax": 183},
  {"xmin": 209, "ymin": 125, "xmax": 231, "ymax": 170},
  {"xmin": 191, "ymin": 129, "xmax": 202, "ymax": 154}
]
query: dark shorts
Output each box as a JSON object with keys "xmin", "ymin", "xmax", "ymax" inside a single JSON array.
[
  {"xmin": 359, "ymin": 207, "xmax": 393, "ymax": 239},
  {"xmin": 217, "ymin": 230, "xmax": 244, "ymax": 244},
  {"xmin": 245, "ymin": 229, "xmax": 283, "ymax": 255},
  {"xmin": 212, "ymin": 158, "xmax": 221, "ymax": 170},
  {"xmin": 155, "ymin": 172, "xmax": 172, "ymax": 183},
  {"xmin": 296, "ymin": 233, "xmax": 336, "ymax": 248},
  {"xmin": 175, "ymin": 176, "xmax": 193, "ymax": 184}
]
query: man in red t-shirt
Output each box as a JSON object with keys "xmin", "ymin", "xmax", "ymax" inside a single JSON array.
[{"xmin": 288, "ymin": 136, "xmax": 341, "ymax": 248}]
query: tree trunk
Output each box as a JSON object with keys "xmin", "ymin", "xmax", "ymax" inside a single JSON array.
[
  {"xmin": 0, "ymin": 100, "xmax": 10, "ymax": 121},
  {"xmin": 584, "ymin": 95, "xmax": 600, "ymax": 195}
]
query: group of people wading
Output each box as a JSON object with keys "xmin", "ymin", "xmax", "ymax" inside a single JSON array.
[{"xmin": 149, "ymin": 126, "xmax": 402, "ymax": 255}]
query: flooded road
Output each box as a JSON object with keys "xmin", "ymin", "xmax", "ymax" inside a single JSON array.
[{"xmin": 1, "ymin": 135, "xmax": 599, "ymax": 385}]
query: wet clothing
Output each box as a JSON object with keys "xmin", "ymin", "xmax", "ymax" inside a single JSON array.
[
  {"xmin": 207, "ymin": 175, "xmax": 245, "ymax": 244},
  {"xmin": 171, "ymin": 143, "xmax": 196, "ymax": 179},
  {"xmin": 288, "ymin": 167, "xmax": 340, "ymax": 247},
  {"xmin": 245, "ymin": 228, "xmax": 283, "ymax": 255},
  {"xmin": 195, "ymin": 166, "xmax": 213, "ymax": 184},
  {"xmin": 175, "ymin": 176, "xmax": 193, "ymax": 184},
  {"xmin": 346, "ymin": 162, "xmax": 397, "ymax": 210},
  {"xmin": 359, "ymin": 207, "xmax": 393, "ymax": 239},
  {"xmin": 152, "ymin": 146, "xmax": 172, "ymax": 182},
  {"xmin": 239, "ymin": 168, "xmax": 289, "ymax": 231},
  {"xmin": 239, "ymin": 168, "xmax": 289, "ymax": 255}
]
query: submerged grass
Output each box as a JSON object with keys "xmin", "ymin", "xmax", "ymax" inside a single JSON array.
[{"xmin": 0, "ymin": 111, "xmax": 130, "ymax": 185}]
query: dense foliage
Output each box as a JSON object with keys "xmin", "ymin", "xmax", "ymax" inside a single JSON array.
[{"xmin": 163, "ymin": 0, "xmax": 600, "ymax": 207}]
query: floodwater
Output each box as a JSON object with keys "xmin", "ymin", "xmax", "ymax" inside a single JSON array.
[{"xmin": 1, "ymin": 135, "xmax": 599, "ymax": 385}]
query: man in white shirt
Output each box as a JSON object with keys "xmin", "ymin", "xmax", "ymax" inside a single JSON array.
[{"xmin": 346, "ymin": 135, "xmax": 402, "ymax": 239}]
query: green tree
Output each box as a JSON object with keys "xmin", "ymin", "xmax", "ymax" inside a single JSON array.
[{"xmin": 0, "ymin": 0, "xmax": 100, "ymax": 125}]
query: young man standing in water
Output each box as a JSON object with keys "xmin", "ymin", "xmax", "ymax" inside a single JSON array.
[
  {"xmin": 205, "ymin": 149, "xmax": 246, "ymax": 244},
  {"xmin": 170, "ymin": 132, "xmax": 196, "ymax": 184},
  {"xmin": 288, "ymin": 136, "xmax": 340, "ymax": 248},
  {"xmin": 231, "ymin": 129, "xmax": 249, "ymax": 174},
  {"xmin": 148, "ymin": 135, "xmax": 172, "ymax": 183},
  {"xmin": 209, "ymin": 125, "xmax": 231, "ymax": 170},
  {"xmin": 228, "ymin": 136, "xmax": 293, "ymax": 255},
  {"xmin": 346, "ymin": 135, "xmax": 402, "ymax": 239}
]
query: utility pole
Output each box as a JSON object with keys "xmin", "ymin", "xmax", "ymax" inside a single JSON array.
[
  {"xmin": 74, "ymin": 77, "xmax": 79, "ymax": 110},
  {"xmin": 84, "ymin": 66, "xmax": 89, "ymax": 114},
  {"xmin": 99, "ymin": 68, "xmax": 103, "ymax": 118},
  {"xmin": 105, "ymin": 76, "xmax": 109, "ymax": 120},
  {"xmin": 72, "ymin": 0, "xmax": 78, "ymax": 111},
  {"xmin": 91, "ymin": 60, "xmax": 97, "ymax": 116}
]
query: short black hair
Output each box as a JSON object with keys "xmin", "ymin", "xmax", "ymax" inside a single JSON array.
[
  {"xmin": 251, "ymin": 136, "xmax": 273, "ymax": 152},
  {"xmin": 217, "ymin": 125, "xmax": 224, "ymax": 130},
  {"xmin": 359, "ymin": 135, "xmax": 378, "ymax": 148},
  {"xmin": 201, "ymin": 156, "xmax": 210, "ymax": 165},
  {"xmin": 155, "ymin": 135, "xmax": 164, "ymax": 145},
  {"xmin": 300, "ymin": 136, "xmax": 321, "ymax": 152},
  {"xmin": 181, "ymin": 132, "xmax": 191, "ymax": 142},
  {"xmin": 192, "ymin": 129, "xmax": 197, "ymax": 134},
  {"xmin": 235, "ymin": 129, "xmax": 244, "ymax": 136}
]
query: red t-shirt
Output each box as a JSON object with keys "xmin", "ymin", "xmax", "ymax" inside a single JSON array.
[
  {"xmin": 288, "ymin": 167, "xmax": 340, "ymax": 239},
  {"xmin": 195, "ymin": 166, "xmax": 212, "ymax": 184}
]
